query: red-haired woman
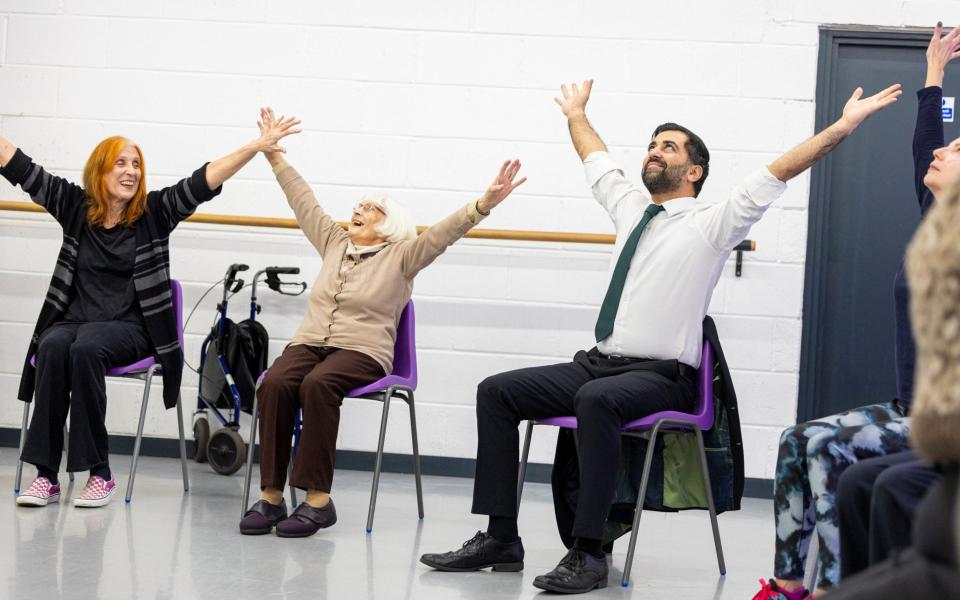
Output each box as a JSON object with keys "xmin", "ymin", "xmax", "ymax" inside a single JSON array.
[{"xmin": 2, "ymin": 116, "xmax": 300, "ymax": 508}]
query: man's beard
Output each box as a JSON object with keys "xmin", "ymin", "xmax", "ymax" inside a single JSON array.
[{"xmin": 642, "ymin": 161, "xmax": 687, "ymax": 195}]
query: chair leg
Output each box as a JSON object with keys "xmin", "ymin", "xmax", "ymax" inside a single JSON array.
[
  {"xmin": 14, "ymin": 401, "xmax": 30, "ymax": 493},
  {"xmin": 125, "ymin": 365, "xmax": 156, "ymax": 503},
  {"xmin": 289, "ymin": 411, "xmax": 299, "ymax": 507},
  {"xmin": 64, "ymin": 425, "xmax": 74, "ymax": 483},
  {"xmin": 288, "ymin": 461, "xmax": 298, "ymax": 508},
  {"xmin": 241, "ymin": 392, "xmax": 259, "ymax": 516},
  {"xmin": 176, "ymin": 394, "xmax": 189, "ymax": 493},
  {"xmin": 695, "ymin": 427, "xmax": 726, "ymax": 576},
  {"xmin": 366, "ymin": 389, "xmax": 393, "ymax": 533},
  {"xmin": 406, "ymin": 391, "xmax": 424, "ymax": 520},
  {"xmin": 621, "ymin": 423, "xmax": 663, "ymax": 588},
  {"xmin": 516, "ymin": 421, "xmax": 533, "ymax": 512}
]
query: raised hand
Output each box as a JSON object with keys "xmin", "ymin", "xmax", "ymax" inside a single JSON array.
[
  {"xmin": 926, "ymin": 22, "xmax": 960, "ymax": 86},
  {"xmin": 477, "ymin": 159, "xmax": 527, "ymax": 213},
  {"xmin": 554, "ymin": 80, "xmax": 593, "ymax": 118},
  {"xmin": 839, "ymin": 84, "xmax": 902, "ymax": 131},
  {"xmin": 256, "ymin": 107, "xmax": 302, "ymax": 154}
]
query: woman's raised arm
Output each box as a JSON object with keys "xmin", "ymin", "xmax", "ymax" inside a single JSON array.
[{"xmin": 205, "ymin": 109, "xmax": 301, "ymax": 189}]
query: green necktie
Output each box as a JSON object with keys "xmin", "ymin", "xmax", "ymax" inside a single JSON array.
[{"xmin": 594, "ymin": 203, "xmax": 665, "ymax": 343}]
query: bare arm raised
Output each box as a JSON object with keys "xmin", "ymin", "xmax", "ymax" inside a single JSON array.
[
  {"xmin": 925, "ymin": 21, "xmax": 960, "ymax": 88},
  {"xmin": 767, "ymin": 83, "xmax": 902, "ymax": 182},
  {"xmin": 555, "ymin": 80, "xmax": 607, "ymax": 161},
  {"xmin": 204, "ymin": 108, "xmax": 301, "ymax": 189}
]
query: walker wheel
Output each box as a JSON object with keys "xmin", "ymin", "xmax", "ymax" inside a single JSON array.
[
  {"xmin": 193, "ymin": 418, "xmax": 210, "ymax": 463},
  {"xmin": 207, "ymin": 427, "xmax": 247, "ymax": 475}
]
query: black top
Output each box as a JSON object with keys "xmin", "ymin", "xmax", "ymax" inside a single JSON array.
[
  {"xmin": 895, "ymin": 86, "xmax": 942, "ymax": 410},
  {"xmin": 0, "ymin": 148, "xmax": 221, "ymax": 409},
  {"xmin": 64, "ymin": 223, "xmax": 142, "ymax": 324}
]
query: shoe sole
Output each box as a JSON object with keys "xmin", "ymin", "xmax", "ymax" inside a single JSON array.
[
  {"xmin": 276, "ymin": 528, "xmax": 323, "ymax": 538},
  {"xmin": 275, "ymin": 514, "xmax": 336, "ymax": 538},
  {"xmin": 74, "ymin": 490, "xmax": 115, "ymax": 508},
  {"xmin": 16, "ymin": 493, "xmax": 60, "ymax": 507},
  {"xmin": 532, "ymin": 578, "xmax": 607, "ymax": 594},
  {"xmin": 419, "ymin": 557, "xmax": 524, "ymax": 572},
  {"xmin": 240, "ymin": 526, "xmax": 276, "ymax": 535}
]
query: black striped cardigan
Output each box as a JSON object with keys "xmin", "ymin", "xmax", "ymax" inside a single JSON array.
[{"xmin": 1, "ymin": 149, "xmax": 221, "ymax": 409}]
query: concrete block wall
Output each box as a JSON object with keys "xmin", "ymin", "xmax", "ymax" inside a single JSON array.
[{"xmin": 0, "ymin": 1, "xmax": 948, "ymax": 479}]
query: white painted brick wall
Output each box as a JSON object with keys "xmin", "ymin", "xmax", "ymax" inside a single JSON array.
[{"xmin": 0, "ymin": 1, "xmax": 946, "ymax": 480}]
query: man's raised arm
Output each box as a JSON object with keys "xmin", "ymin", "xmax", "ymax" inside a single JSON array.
[
  {"xmin": 556, "ymin": 80, "xmax": 608, "ymax": 161},
  {"xmin": 767, "ymin": 83, "xmax": 902, "ymax": 182}
]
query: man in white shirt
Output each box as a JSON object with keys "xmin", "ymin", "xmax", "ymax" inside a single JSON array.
[{"xmin": 421, "ymin": 79, "xmax": 902, "ymax": 594}]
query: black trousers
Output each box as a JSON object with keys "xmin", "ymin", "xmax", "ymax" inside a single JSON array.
[
  {"xmin": 471, "ymin": 348, "xmax": 695, "ymax": 540},
  {"xmin": 828, "ymin": 466, "xmax": 959, "ymax": 600},
  {"xmin": 838, "ymin": 449, "xmax": 941, "ymax": 578},
  {"xmin": 20, "ymin": 321, "xmax": 152, "ymax": 474}
]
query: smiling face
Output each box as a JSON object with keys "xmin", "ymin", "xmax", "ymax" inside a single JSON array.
[
  {"xmin": 103, "ymin": 144, "xmax": 142, "ymax": 206},
  {"xmin": 641, "ymin": 130, "xmax": 700, "ymax": 197},
  {"xmin": 924, "ymin": 136, "xmax": 960, "ymax": 199},
  {"xmin": 347, "ymin": 200, "xmax": 387, "ymax": 246}
]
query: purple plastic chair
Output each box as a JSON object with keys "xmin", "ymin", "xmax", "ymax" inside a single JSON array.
[
  {"xmin": 242, "ymin": 300, "xmax": 421, "ymax": 533},
  {"xmin": 515, "ymin": 338, "xmax": 725, "ymax": 588},
  {"xmin": 14, "ymin": 279, "xmax": 190, "ymax": 503}
]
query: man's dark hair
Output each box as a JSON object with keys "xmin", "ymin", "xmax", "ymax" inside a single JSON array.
[{"xmin": 651, "ymin": 122, "xmax": 710, "ymax": 197}]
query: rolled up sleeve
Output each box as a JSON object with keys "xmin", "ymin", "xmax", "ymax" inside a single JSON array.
[{"xmin": 694, "ymin": 167, "xmax": 786, "ymax": 251}]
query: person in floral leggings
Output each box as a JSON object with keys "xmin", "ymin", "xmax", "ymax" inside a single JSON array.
[{"xmin": 752, "ymin": 22, "xmax": 960, "ymax": 599}]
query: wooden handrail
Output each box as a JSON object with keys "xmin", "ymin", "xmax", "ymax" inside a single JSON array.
[{"xmin": 0, "ymin": 199, "xmax": 757, "ymax": 250}]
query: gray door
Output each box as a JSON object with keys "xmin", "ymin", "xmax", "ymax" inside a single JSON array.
[{"xmin": 798, "ymin": 28, "xmax": 960, "ymax": 421}]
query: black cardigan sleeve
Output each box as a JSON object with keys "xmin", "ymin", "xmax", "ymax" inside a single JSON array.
[
  {"xmin": 0, "ymin": 148, "xmax": 87, "ymax": 226},
  {"xmin": 148, "ymin": 162, "xmax": 223, "ymax": 232}
]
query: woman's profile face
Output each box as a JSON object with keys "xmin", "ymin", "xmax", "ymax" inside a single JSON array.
[
  {"xmin": 347, "ymin": 200, "xmax": 387, "ymax": 246},
  {"xmin": 104, "ymin": 144, "xmax": 142, "ymax": 205}
]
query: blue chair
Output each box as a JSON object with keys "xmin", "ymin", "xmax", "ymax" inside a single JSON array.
[
  {"xmin": 516, "ymin": 338, "xmax": 724, "ymax": 587},
  {"xmin": 242, "ymin": 300, "xmax": 422, "ymax": 532},
  {"xmin": 14, "ymin": 280, "xmax": 190, "ymax": 503}
]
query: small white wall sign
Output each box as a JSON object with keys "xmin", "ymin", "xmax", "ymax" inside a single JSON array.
[{"xmin": 943, "ymin": 97, "xmax": 955, "ymax": 123}]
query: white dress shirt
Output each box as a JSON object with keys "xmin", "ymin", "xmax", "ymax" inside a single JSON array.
[{"xmin": 585, "ymin": 151, "xmax": 787, "ymax": 368}]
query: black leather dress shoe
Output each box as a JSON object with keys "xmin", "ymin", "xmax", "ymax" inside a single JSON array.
[
  {"xmin": 239, "ymin": 499, "xmax": 288, "ymax": 535},
  {"xmin": 532, "ymin": 548, "xmax": 608, "ymax": 594},
  {"xmin": 420, "ymin": 531, "xmax": 524, "ymax": 572},
  {"xmin": 276, "ymin": 499, "xmax": 338, "ymax": 538}
]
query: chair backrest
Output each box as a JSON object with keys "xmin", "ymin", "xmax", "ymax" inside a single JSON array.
[
  {"xmin": 390, "ymin": 300, "xmax": 417, "ymax": 386},
  {"xmin": 171, "ymin": 278, "xmax": 184, "ymax": 354},
  {"xmin": 690, "ymin": 338, "xmax": 715, "ymax": 430}
]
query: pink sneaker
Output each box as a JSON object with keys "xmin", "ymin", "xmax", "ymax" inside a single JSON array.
[
  {"xmin": 16, "ymin": 477, "xmax": 61, "ymax": 506},
  {"xmin": 74, "ymin": 475, "xmax": 117, "ymax": 508}
]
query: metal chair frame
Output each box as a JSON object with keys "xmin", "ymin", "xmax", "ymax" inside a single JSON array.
[
  {"xmin": 13, "ymin": 280, "xmax": 190, "ymax": 503},
  {"xmin": 241, "ymin": 301, "xmax": 423, "ymax": 533},
  {"xmin": 516, "ymin": 339, "xmax": 725, "ymax": 587}
]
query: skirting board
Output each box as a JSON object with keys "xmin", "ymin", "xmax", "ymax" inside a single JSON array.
[{"xmin": 0, "ymin": 427, "xmax": 773, "ymax": 500}]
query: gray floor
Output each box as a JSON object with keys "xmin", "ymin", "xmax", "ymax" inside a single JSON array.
[{"xmin": 2, "ymin": 448, "xmax": 776, "ymax": 599}]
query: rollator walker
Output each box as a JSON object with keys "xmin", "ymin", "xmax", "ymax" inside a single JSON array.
[{"xmin": 193, "ymin": 263, "xmax": 305, "ymax": 475}]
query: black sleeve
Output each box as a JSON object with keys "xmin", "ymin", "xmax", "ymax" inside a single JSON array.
[
  {"xmin": 912, "ymin": 86, "xmax": 944, "ymax": 212},
  {"xmin": 0, "ymin": 148, "xmax": 86, "ymax": 225},
  {"xmin": 149, "ymin": 162, "xmax": 223, "ymax": 232}
]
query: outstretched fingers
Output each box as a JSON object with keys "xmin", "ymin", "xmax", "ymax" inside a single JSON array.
[{"xmin": 871, "ymin": 83, "xmax": 903, "ymax": 107}]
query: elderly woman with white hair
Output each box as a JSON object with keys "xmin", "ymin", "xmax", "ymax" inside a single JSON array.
[{"xmin": 240, "ymin": 108, "xmax": 527, "ymax": 537}]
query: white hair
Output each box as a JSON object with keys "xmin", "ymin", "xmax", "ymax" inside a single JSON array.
[{"xmin": 366, "ymin": 193, "xmax": 417, "ymax": 243}]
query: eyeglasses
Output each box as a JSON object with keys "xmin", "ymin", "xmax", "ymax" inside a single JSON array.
[{"xmin": 353, "ymin": 202, "xmax": 385, "ymax": 215}]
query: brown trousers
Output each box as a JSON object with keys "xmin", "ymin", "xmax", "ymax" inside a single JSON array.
[{"xmin": 257, "ymin": 344, "xmax": 384, "ymax": 492}]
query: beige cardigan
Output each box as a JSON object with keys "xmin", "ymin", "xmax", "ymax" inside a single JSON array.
[
  {"xmin": 276, "ymin": 163, "xmax": 485, "ymax": 375},
  {"xmin": 906, "ymin": 183, "xmax": 960, "ymax": 464}
]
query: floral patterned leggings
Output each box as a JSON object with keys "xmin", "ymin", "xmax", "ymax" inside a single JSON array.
[{"xmin": 772, "ymin": 402, "xmax": 910, "ymax": 590}]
